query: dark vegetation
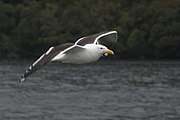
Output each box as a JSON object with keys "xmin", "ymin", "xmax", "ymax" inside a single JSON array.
[{"xmin": 0, "ymin": 0, "xmax": 180, "ymax": 59}]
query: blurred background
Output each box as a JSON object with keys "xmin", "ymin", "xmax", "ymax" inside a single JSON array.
[
  {"xmin": 0, "ymin": 0, "xmax": 179, "ymax": 59},
  {"xmin": 0, "ymin": 1, "xmax": 180, "ymax": 120}
]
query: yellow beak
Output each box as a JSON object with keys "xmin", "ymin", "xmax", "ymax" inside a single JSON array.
[{"xmin": 106, "ymin": 49, "xmax": 114, "ymax": 55}]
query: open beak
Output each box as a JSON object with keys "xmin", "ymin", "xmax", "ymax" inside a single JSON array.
[{"xmin": 106, "ymin": 49, "xmax": 114, "ymax": 55}]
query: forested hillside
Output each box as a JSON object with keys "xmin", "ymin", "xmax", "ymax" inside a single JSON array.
[{"xmin": 0, "ymin": 0, "xmax": 180, "ymax": 59}]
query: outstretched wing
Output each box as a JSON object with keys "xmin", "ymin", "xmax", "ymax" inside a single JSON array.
[
  {"xmin": 63, "ymin": 45, "xmax": 85, "ymax": 54},
  {"xmin": 19, "ymin": 43, "xmax": 74, "ymax": 82},
  {"xmin": 75, "ymin": 31, "xmax": 117, "ymax": 46}
]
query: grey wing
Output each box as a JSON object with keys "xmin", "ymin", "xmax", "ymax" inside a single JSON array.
[
  {"xmin": 94, "ymin": 31, "xmax": 118, "ymax": 45},
  {"xmin": 19, "ymin": 43, "xmax": 74, "ymax": 82},
  {"xmin": 63, "ymin": 45, "xmax": 85, "ymax": 55},
  {"xmin": 75, "ymin": 31, "xmax": 117, "ymax": 46}
]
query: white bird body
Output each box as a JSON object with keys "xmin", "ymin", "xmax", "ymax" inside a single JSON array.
[
  {"xmin": 54, "ymin": 44, "xmax": 103, "ymax": 64},
  {"xmin": 19, "ymin": 31, "xmax": 117, "ymax": 82}
]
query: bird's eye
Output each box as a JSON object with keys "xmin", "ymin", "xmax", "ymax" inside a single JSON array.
[{"xmin": 100, "ymin": 47, "xmax": 103, "ymax": 49}]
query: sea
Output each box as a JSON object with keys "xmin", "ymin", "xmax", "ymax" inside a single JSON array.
[{"xmin": 0, "ymin": 60, "xmax": 180, "ymax": 120}]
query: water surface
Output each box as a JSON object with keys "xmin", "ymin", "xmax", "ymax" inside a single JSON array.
[{"xmin": 0, "ymin": 60, "xmax": 180, "ymax": 120}]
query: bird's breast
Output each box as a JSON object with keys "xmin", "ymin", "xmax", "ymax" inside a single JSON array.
[{"xmin": 61, "ymin": 50, "xmax": 101, "ymax": 64}]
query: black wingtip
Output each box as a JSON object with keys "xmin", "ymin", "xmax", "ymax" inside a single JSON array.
[{"xmin": 19, "ymin": 75, "xmax": 25, "ymax": 83}]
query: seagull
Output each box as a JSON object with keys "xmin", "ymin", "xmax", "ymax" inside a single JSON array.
[{"xmin": 19, "ymin": 31, "xmax": 118, "ymax": 82}]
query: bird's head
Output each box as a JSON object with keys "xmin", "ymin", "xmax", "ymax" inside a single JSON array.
[
  {"xmin": 96, "ymin": 44, "xmax": 114, "ymax": 56},
  {"xmin": 85, "ymin": 44, "xmax": 114, "ymax": 56}
]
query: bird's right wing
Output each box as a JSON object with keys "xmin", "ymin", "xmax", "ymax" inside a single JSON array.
[
  {"xmin": 93, "ymin": 31, "xmax": 117, "ymax": 45},
  {"xmin": 19, "ymin": 43, "xmax": 74, "ymax": 82},
  {"xmin": 75, "ymin": 31, "xmax": 117, "ymax": 46}
]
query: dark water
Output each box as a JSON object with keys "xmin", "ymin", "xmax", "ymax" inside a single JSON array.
[{"xmin": 0, "ymin": 60, "xmax": 180, "ymax": 120}]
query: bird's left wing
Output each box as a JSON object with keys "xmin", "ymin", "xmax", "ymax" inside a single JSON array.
[
  {"xmin": 62, "ymin": 45, "xmax": 86, "ymax": 55},
  {"xmin": 19, "ymin": 43, "xmax": 74, "ymax": 82}
]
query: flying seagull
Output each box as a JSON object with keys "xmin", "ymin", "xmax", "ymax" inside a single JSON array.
[{"xmin": 19, "ymin": 31, "xmax": 118, "ymax": 82}]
